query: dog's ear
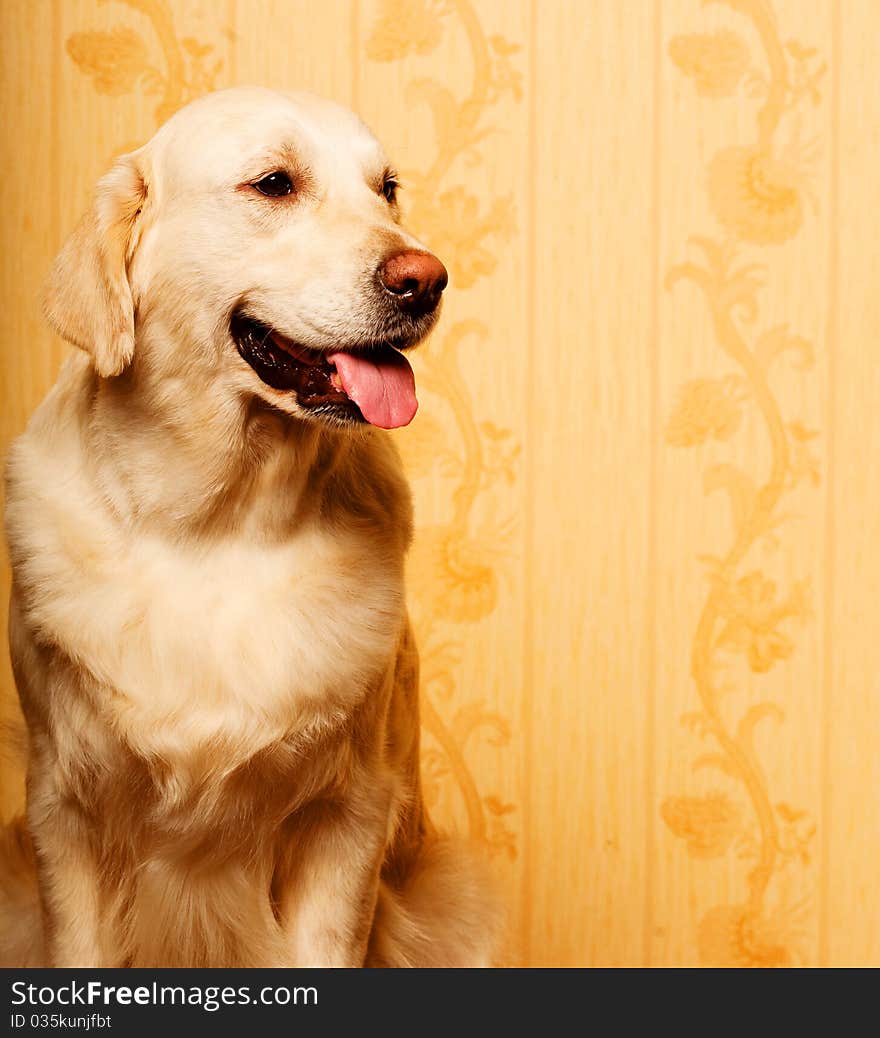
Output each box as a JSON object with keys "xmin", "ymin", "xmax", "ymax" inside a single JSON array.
[{"xmin": 43, "ymin": 153, "xmax": 148, "ymax": 378}]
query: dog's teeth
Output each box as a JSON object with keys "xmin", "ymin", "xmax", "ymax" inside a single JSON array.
[{"xmin": 330, "ymin": 371, "xmax": 343, "ymax": 391}]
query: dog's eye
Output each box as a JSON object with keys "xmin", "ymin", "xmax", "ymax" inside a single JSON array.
[
  {"xmin": 253, "ymin": 172, "xmax": 293, "ymax": 197},
  {"xmin": 382, "ymin": 176, "xmax": 399, "ymax": 205}
]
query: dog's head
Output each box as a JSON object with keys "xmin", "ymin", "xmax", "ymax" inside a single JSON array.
[{"xmin": 44, "ymin": 87, "xmax": 447, "ymax": 430}]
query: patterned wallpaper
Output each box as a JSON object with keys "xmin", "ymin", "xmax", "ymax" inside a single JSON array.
[{"xmin": 1, "ymin": 0, "xmax": 878, "ymax": 967}]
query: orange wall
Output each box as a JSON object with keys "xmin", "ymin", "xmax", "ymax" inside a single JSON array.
[{"xmin": 1, "ymin": 0, "xmax": 878, "ymax": 967}]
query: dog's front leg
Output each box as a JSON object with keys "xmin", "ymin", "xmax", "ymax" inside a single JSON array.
[
  {"xmin": 276, "ymin": 792, "xmax": 390, "ymax": 968},
  {"xmin": 28, "ymin": 767, "xmax": 106, "ymax": 968}
]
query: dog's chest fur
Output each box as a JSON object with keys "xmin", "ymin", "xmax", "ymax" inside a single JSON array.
[{"xmin": 6, "ymin": 363, "xmax": 411, "ymax": 771}]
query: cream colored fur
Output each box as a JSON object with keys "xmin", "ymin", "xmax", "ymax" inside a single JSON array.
[{"xmin": 1, "ymin": 87, "xmax": 499, "ymax": 968}]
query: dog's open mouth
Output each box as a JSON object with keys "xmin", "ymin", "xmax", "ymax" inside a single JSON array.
[{"xmin": 231, "ymin": 311, "xmax": 418, "ymax": 429}]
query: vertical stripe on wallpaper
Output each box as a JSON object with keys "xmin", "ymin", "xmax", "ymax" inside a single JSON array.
[
  {"xmin": 829, "ymin": 0, "xmax": 880, "ymax": 967},
  {"xmin": 644, "ymin": 0, "xmax": 662, "ymax": 969},
  {"xmin": 520, "ymin": 0, "xmax": 538, "ymax": 968},
  {"xmin": 226, "ymin": 0, "xmax": 236, "ymax": 85},
  {"xmin": 350, "ymin": 0, "xmax": 359, "ymax": 113},
  {"xmin": 818, "ymin": 0, "xmax": 839, "ymax": 969},
  {"xmin": 51, "ymin": 0, "xmax": 62, "ymax": 316}
]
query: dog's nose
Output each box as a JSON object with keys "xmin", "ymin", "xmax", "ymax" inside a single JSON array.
[{"xmin": 378, "ymin": 249, "xmax": 448, "ymax": 315}]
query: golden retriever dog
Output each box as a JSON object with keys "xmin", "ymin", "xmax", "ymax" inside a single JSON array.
[{"xmin": 1, "ymin": 86, "xmax": 498, "ymax": 968}]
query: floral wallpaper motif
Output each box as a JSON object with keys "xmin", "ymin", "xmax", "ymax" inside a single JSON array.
[
  {"xmin": 67, "ymin": 0, "xmax": 224, "ymax": 124},
  {"xmin": 367, "ymin": 0, "xmax": 521, "ymax": 861},
  {"xmin": 661, "ymin": 0, "xmax": 823, "ymax": 967}
]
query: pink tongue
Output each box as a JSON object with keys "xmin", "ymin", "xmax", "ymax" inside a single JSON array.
[{"xmin": 329, "ymin": 349, "xmax": 418, "ymax": 429}]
